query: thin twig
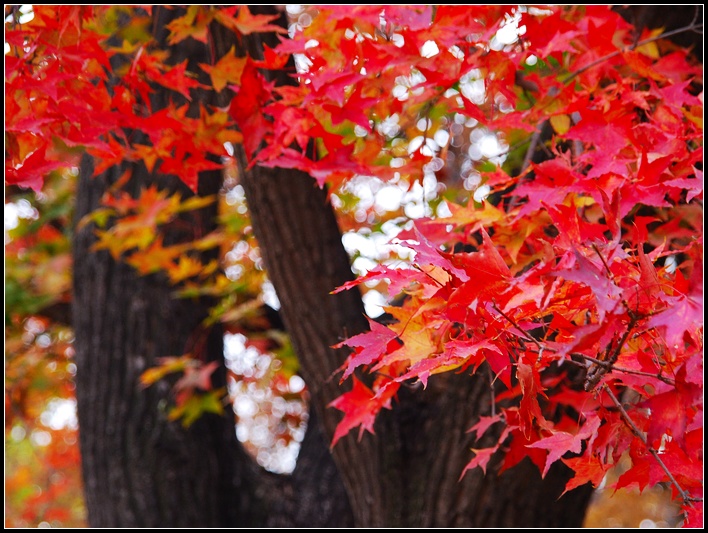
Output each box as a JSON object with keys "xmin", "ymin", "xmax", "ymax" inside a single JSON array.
[
  {"xmin": 520, "ymin": 125, "xmax": 544, "ymax": 175},
  {"xmin": 507, "ymin": 123, "xmax": 546, "ymax": 210},
  {"xmin": 607, "ymin": 323, "xmax": 635, "ymax": 365},
  {"xmin": 487, "ymin": 364, "xmax": 496, "ymax": 417},
  {"xmin": 491, "ymin": 301, "xmax": 544, "ymax": 351},
  {"xmin": 576, "ymin": 353, "xmax": 675, "ymax": 386},
  {"xmin": 602, "ymin": 384, "xmax": 694, "ymax": 506},
  {"xmin": 591, "ymin": 243, "xmax": 616, "ymax": 283},
  {"xmin": 591, "ymin": 243, "xmax": 640, "ymax": 319},
  {"xmin": 583, "ymin": 316, "xmax": 637, "ymax": 392},
  {"xmin": 581, "ymin": 244, "xmax": 640, "ymax": 390},
  {"xmin": 689, "ymin": 6, "xmax": 701, "ymax": 29},
  {"xmin": 563, "ymin": 21, "xmax": 704, "ymax": 84}
]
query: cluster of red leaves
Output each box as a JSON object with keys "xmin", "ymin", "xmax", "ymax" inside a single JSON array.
[
  {"xmin": 5, "ymin": 5, "xmax": 241, "ymax": 192},
  {"xmin": 6, "ymin": 6, "xmax": 109, "ymax": 190},
  {"xmin": 310, "ymin": 5, "xmax": 703, "ymax": 525},
  {"xmin": 5, "ymin": 4, "xmax": 703, "ymax": 526}
]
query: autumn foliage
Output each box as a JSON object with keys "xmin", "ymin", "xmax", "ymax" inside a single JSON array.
[{"xmin": 5, "ymin": 5, "xmax": 703, "ymax": 527}]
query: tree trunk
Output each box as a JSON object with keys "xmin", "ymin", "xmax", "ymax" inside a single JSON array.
[
  {"xmin": 236, "ymin": 121, "xmax": 594, "ymax": 529},
  {"xmin": 73, "ymin": 6, "xmax": 354, "ymax": 528}
]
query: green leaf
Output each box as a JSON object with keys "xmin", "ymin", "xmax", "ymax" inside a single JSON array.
[{"xmin": 168, "ymin": 389, "xmax": 226, "ymax": 428}]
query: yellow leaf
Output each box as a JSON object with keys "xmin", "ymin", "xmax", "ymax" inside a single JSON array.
[
  {"xmin": 133, "ymin": 144, "xmax": 166, "ymax": 173},
  {"xmin": 165, "ymin": 6, "xmax": 213, "ymax": 45},
  {"xmin": 167, "ymin": 255, "xmax": 205, "ymax": 284},
  {"xmin": 384, "ymin": 300, "xmax": 446, "ymax": 366},
  {"xmin": 418, "ymin": 265, "xmax": 451, "ymax": 287},
  {"xmin": 200, "ymin": 47, "xmax": 247, "ymax": 93},
  {"xmin": 444, "ymin": 200, "xmax": 505, "ymax": 228},
  {"xmin": 77, "ymin": 207, "xmax": 115, "ymax": 231},
  {"xmin": 107, "ymin": 39, "xmax": 141, "ymax": 55},
  {"xmin": 191, "ymin": 231, "xmax": 226, "ymax": 251},
  {"xmin": 139, "ymin": 354, "xmax": 193, "ymax": 387},
  {"xmin": 550, "ymin": 114, "xmax": 571, "ymax": 135},
  {"xmin": 635, "ymin": 28, "xmax": 663, "ymax": 59},
  {"xmin": 168, "ymin": 388, "xmax": 226, "ymax": 427},
  {"xmin": 124, "ymin": 237, "xmax": 185, "ymax": 274},
  {"xmin": 176, "ymin": 194, "xmax": 216, "ymax": 213},
  {"xmin": 683, "ymin": 106, "xmax": 703, "ymax": 130}
]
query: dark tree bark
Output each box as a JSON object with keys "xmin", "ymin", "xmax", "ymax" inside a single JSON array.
[
  {"xmin": 72, "ymin": 7, "xmax": 350, "ymax": 528},
  {"xmin": 71, "ymin": 24, "xmax": 251, "ymax": 521},
  {"xmin": 74, "ymin": 4, "xmax": 705, "ymax": 528},
  {"xmin": 73, "ymin": 156, "xmax": 240, "ymax": 526}
]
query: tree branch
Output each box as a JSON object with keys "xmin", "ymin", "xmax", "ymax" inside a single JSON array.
[
  {"xmin": 602, "ymin": 385, "xmax": 699, "ymax": 508},
  {"xmin": 574, "ymin": 353, "xmax": 675, "ymax": 387}
]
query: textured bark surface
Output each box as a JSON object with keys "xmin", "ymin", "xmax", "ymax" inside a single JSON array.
[
  {"xmin": 72, "ymin": 8, "xmax": 247, "ymax": 526},
  {"xmin": 73, "ymin": 7, "xmax": 352, "ymax": 528},
  {"xmin": 73, "ymin": 156, "xmax": 246, "ymax": 526}
]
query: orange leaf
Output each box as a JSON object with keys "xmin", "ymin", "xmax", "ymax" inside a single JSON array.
[
  {"xmin": 214, "ymin": 6, "xmax": 287, "ymax": 36},
  {"xmin": 165, "ymin": 6, "xmax": 213, "ymax": 45},
  {"xmin": 200, "ymin": 46, "xmax": 247, "ymax": 93}
]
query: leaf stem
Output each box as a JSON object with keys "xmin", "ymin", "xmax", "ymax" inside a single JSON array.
[
  {"xmin": 491, "ymin": 301, "xmax": 544, "ymax": 351},
  {"xmin": 591, "ymin": 243, "xmax": 640, "ymax": 320}
]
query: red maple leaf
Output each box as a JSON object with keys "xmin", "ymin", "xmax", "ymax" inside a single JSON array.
[
  {"xmin": 462, "ymin": 424, "xmax": 510, "ymax": 477},
  {"xmin": 229, "ymin": 59, "xmax": 274, "ymax": 160},
  {"xmin": 157, "ymin": 59, "xmax": 202, "ymax": 101},
  {"xmin": 561, "ymin": 454, "xmax": 612, "ymax": 493},
  {"xmin": 555, "ymin": 249, "xmax": 624, "ymax": 318},
  {"xmin": 647, "ymin": 294, "xmax": 703, "ymax": 348},
  {"xmin": 567, "ymin": 107, "xmax": 633, "ymax": 155},
  {"xmin": 334, "ymin": 317, "xmax": 401, "ymax": 380},
  {"xmin": 5, "ymin": 145, "xmax": 67, "ymax": 191},
  {"xmin": 328, "ymin": 376, "xmax": 399, "ymax": 447},
  {"xmin": 323, "ymin": 85, "xmax": 379, "ymax": 131},
  {"xmin": 398, "ymin": 226, "xmax": 470, "ymax": 282},
  {"xmin": 527, "ymin": 415, "xmax": 601, "ymax": 477},
  {"xmin": 643, "ymin": 391, "xmax": 687, "ymax": 449}
]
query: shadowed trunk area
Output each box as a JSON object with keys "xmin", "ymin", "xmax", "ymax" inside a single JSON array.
[
  {"xmin": 73, "ymin": 156, "xmax": 251, "ymax": 526},
  {"xmin": 72, "ymin": 6, "xmax": 352, "ymax": 528}
]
